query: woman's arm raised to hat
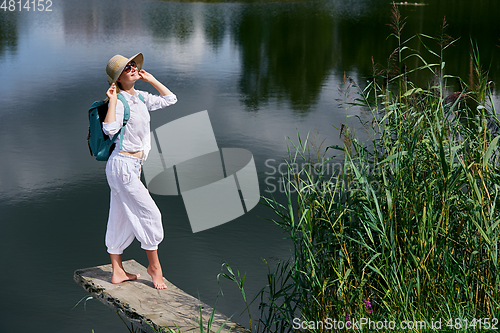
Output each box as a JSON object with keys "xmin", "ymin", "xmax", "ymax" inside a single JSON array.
[
  {"xmin": 139, "ymin": 70, "xmax": 173, "ymax": 96},
  {"xmin": 104, "ymin": 83, "xmax": 118, "ymax": 124}
]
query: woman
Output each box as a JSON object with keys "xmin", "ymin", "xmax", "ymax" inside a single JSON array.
[{"xmin": 102, "ymin": 53, "xmax": 177, "ymax": 289}]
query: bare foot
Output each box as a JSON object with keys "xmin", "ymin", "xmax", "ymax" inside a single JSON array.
[
  {"xmin": 111, "ymin": 269, "xmax": 140, "ymax": 284},
  {"xmin": 147, "ymin": 265, "xmax": 167, "ymax": 290}
]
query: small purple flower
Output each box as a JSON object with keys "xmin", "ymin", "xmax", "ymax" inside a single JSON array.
[
  {"xmin": 345, "ymin": 313, "xmax": 352, "ymax": 325},
  {"xmin": 364, "ymin": 298, "xmax": 373, "ymax": 314}
]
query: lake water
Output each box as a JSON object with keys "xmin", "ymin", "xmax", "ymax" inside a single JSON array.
[{"xmin": 1, "ymin": 0, "xmax": 499, "ymax": 332}]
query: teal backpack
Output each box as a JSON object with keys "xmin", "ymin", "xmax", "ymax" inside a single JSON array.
[{"xmin": 87, "ymin": 93, "xmax": 144, "ymax": 161}]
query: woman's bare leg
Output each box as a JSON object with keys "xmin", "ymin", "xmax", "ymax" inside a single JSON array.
[
  {"xmin": 110, "ymin": 254, "xmax": 140, "ymax": 284},
  {"xmin": 146, "ymin": 250, "xmax": 167, "ymax": 289}
]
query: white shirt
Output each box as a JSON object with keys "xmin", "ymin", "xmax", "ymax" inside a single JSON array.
[{"xmin": 102, "ymin": 90, "xmax": 177, "ymax": 159}]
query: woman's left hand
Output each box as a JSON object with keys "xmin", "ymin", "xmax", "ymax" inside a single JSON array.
[
  {"xmin": 138, "ymin": 69, "xmax": 156, "ymax": 83},
  {"xmin": 138, "ymin": 69, "xmax": 172, "ymax": 96}
]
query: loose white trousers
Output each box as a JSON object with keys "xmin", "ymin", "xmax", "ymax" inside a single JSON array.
[{"xmin": 105, "ymin": 150, "xmax": 163, "ymax": 254}]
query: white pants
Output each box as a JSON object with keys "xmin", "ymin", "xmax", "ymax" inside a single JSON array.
[{"xmin": 105, "ymin": 150, "xmax": 163, "ymax": 254}]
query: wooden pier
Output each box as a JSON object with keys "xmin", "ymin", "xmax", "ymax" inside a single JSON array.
[{"xmin": 74, "ymin": 259, "xmax": 250, "ymax": 333}]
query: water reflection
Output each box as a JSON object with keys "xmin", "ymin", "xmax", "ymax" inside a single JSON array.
[
  {"xmin": 0, "ymin": 13, "xmax": 18, "ymax": 57},
  {"xmin": 233, "ymin": 3, "xmax": 337, "ymax": 111},
  {"xmin": 141, "ymin": 0, "xmax": 395, "ymax": 111},
  {"xmin": 147, "ymin": 2, "xmax": 197, "ymax": 42},
  {"xmin": 45, "ymin": 0, "xmax": 500, "ymax": 113},
  {"xmin": 203, "ymin": 4, "xmax": 228, "ymax": 50},
  {"xmin": 62, "ymin": 0, "xmax": 148, "ymax": 40}
]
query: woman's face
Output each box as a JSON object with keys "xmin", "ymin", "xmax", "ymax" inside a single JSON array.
[{"xmin": 117, "ymin": 61, "xmax": 140, "ymax": 85}]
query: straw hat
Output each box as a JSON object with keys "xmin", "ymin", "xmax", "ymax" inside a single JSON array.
[{"xmin": 106, "ymin": 53, "xmax": 144, "ymax": 85}]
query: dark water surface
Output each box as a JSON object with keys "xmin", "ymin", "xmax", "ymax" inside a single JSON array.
[{"xmin": 1, "ymin": 0, "xmax": 499, "ymax": 332}]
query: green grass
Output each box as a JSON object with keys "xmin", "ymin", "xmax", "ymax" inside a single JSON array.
[{"xmin": 243, "ymin": 4, "xmax": 500, "ymax": 332}]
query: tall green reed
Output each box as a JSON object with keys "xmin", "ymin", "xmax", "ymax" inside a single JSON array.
[{"xmin": 252, "ymin": 4, "xmax": 500, "ymax": 332}]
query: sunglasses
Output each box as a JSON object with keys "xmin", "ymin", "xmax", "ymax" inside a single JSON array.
[{"xmin": 123, "ymin": 61, "xmax": 137, "ymax": 73}]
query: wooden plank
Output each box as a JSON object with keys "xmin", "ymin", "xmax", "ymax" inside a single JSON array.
[{"xmin": 74, "ymin": 259, "xmax": 250, "ymax": 333}]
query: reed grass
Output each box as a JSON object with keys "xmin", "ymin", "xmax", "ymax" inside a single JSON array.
[{"xmin": 250, "ymin": 4, "xmax": 500, "ymax": 332}]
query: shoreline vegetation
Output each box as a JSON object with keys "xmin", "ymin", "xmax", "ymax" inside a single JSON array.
[{"xmin": 221, "ymin": 3, "xmax": 500, "ymax": 333}]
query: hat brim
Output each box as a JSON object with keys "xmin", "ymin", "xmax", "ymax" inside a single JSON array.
[{"xmin": 108, "ymin": 52, "xmax": 144, "ymax": 85}]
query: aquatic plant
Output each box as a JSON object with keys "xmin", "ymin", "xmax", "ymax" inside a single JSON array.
[{"xmin": 246, "ymin": 3, "xmax": 500, "ymax": 332}]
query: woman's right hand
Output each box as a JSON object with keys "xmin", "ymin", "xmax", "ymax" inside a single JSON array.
[{"xmin": 107, "ymin": 83, "xmax": 117, "ymax": 100}]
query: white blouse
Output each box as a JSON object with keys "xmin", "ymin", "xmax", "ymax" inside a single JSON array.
[{"xmin": 102, "ymin": 90, "xmax": 177, "ymax": 159}]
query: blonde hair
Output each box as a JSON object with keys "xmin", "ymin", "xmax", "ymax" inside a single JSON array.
[{"xmin": 116, "ymin": 81, "xmax": 123, "ymax": 93}]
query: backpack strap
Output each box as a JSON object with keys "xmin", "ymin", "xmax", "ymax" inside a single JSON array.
[{"xmin": 117, "ymin": 93, "xmax": 130, "ymax": 150}]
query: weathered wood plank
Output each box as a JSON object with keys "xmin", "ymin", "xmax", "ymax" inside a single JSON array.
[{"xmin": 74, "ymin": 259, "xmax": 250, "ymax": 333}]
